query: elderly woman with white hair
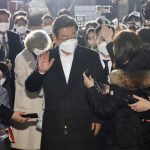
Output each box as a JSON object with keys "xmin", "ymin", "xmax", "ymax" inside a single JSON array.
[{"xmin": 11, "ymin": 30, "xmax": 52, "ymax": 150}]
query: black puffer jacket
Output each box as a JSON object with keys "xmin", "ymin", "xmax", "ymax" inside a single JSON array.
[{"xmin": 87, "ymin": 69, "xmax": 150, "ymax": 150}]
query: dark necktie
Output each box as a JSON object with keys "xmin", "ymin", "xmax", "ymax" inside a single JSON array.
[
  {"xmin": 2, "ymin": 36, "xmax": 9, "ymax": 59},
  {"xmin": 103, "ymin": 59, "xmax": 109, "ymax": 82},
  {"xmin": 0, "ymin": 45, "xmax": 5, "ymax": 61}
]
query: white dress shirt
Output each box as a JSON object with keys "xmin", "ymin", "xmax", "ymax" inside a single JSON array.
[
  {"xmin": 99, "ymin": 53, "xmax": 112, "ymax": 74},
  {"xmin": 59, "ymin": 50, "xmax": 74, "ymax": 83},
  {"xmin": 0, "ymin": 33, "xmax": 8, "ymax": 44}
]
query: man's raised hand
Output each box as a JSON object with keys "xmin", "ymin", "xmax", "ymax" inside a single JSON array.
[{"xmin": 38, "ymin": 52, "xmax": 54, "ymax": 74}]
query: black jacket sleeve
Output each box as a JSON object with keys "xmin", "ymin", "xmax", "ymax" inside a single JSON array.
[
  {"xmin": 0, "ymin": 104, "xmax": 13, "ymax": 120},
  {"xmin": 87, "ymin": 86, "xmax": 123, "ymax": 120},
  {"xmin": 25, "ymin": 70, "xmax": 46, "ymax": 92}
]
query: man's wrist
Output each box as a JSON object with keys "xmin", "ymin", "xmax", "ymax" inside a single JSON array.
[
  {"xmin": 36, "ymin": 67, "xmax": 46, "ymax": 75},
  {"xmin": 106, "ymin": 38, "xmax": 112, "ymax": 44}
]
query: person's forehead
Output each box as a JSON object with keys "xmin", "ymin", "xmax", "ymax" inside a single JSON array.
[{"xmin": 58, "ymin": 26, "xmax": 77, "ymax": 36}]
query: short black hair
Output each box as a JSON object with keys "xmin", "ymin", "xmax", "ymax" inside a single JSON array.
[
  {"xmin": 13, "ymin": 11, "xmax": 27, "ymax": 21},
  {"xmin": 41, "ymin": 14, "xmax": 54, "ymax": 23},
  {"xmin": 57, "ymin": 9, "xmax": 72, "ymax": 17},
  {"xmin": 0, "ymin": 9, "xmax": 11, "ymax": 18},
  {"xmin": 52, "ymin": 15, "xmax": 78, "ymax": 37},
  {"xmin": 96, "ymin": 18, "xmax": 110, "ymax": 25}
]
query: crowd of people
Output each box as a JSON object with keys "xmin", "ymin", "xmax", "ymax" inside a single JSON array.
[{"xmin": 0, "ymin": 0, "xmax": 150, "ymax": 150}]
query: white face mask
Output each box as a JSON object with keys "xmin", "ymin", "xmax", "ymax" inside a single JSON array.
[
  {"xmin": 98, "ymin": 41, "xmax": 109, "ymax": 56},
  {"xmin": 0, "ymin": 22, "xmax": 9, "ymax": 32},
  {"xmin": 88, "ymin": 40, "xmax": 97, "ymax": 49},
  {"xmin": 59, "ymin": 39, "xmax": 78, "ymax": 53},
  {"xmin": 16, "ymin": 26, "xmax": 27, "ymax": 34},
  {"xmin": 0, "ymin": 78, "xmax": 6, "ymax": 85},
  {"xmin": 43, "ymin": 25, "xmax": 52, "ymax": 34},
  {"xmin": 33, "ymin": 48, "xmax": 47, "ymax": 56}
]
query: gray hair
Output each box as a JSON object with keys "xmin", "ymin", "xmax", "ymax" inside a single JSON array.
[{"xmin": 24, "ymin": 30, "xmax": 52, "ymax": 51}]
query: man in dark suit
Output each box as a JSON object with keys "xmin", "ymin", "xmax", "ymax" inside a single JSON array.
[
  {"xmin": 95, "ymin": 24, "xmax": 115, "ymax": 83},
  {"xmin": 0, "ymin": 9, "xmax": 23, "ymax": 106},
  {"xmin": 25, "ymin": 15, "xmax": 104, "ymax": 150}
]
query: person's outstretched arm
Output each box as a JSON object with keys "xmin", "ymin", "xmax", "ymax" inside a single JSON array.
[
  {"xmin": 129, "ymin": 95, "xmax": 150, "ymax": 112},
  {"xmin": 83, "ymin": 73, "xmax": 122, "ymax": 120},
  {"xmin": 0, "ymin": 104, "xmax": 28, "ymax": 123}
]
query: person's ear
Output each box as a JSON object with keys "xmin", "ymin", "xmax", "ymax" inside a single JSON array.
[
  {"xmin": 0, "ymin": 70, "xmax": 4, "ymax": 79},
  {"xmin": 52, "ymin": 34, "xmax": 58, "ymax": 43}
]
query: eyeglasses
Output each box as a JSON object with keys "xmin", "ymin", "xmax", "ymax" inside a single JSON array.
[{"xmin": 58, "ymin": 32, "xmax": 77, "ymax": 43}]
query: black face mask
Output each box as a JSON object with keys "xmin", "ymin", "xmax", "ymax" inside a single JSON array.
[{"xmin": 126, "ymin": 21, "xmax": 141, "ymax": 30}]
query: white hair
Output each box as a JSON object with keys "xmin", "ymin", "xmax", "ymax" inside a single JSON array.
[{"xmin": 24, "ymin": 30, "xmax": 52, "ymax": 51}]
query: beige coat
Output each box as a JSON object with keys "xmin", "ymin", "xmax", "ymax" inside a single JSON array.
[{"xmin": 11, "ymin": 49, "xmax": 44, "ymax": 149}]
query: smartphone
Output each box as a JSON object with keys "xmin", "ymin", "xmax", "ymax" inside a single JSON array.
[
  {"xmin": 22, "ymin": 113, "xmax": 38, "ymax": 118},
  {"xmin": 85, "ymin": 68, "xmax": 91, "ymax": 77}
]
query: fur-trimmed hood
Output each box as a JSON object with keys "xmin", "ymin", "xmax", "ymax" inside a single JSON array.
[{"xmin": 109, "ymin": 69, "xmax": 150, "ymax": 91}]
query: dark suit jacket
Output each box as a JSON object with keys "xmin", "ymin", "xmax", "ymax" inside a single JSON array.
[
  {"xmin": 0, "ymin": 104, "xmax": 13, "ymax": 121},
  {"xmin": 0, "ymin": 31, "xmax": 22, "ymax": 63},
  {"xmin": 25, "ymin": 45, "xmax": 104, "ymax": 150},
  {"xmin": 0, "ymin": 85, "xmax": 13, "ymax": 123},
  {"xmin": 7, "ymin": 30, "xmax": 23, "ymax": 65}
]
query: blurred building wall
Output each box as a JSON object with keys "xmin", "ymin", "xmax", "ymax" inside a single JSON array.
[{"xmin": 0, "ymin": 0, "xmax": 8, "ymax": 9}]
